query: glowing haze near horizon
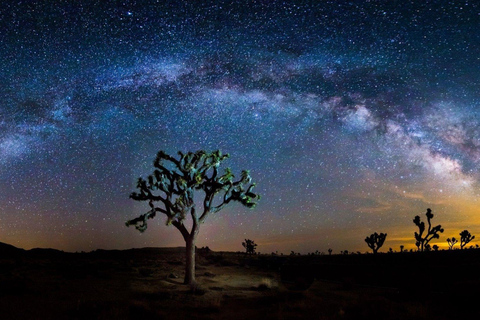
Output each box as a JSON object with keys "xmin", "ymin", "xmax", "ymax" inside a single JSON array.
[{"xmin": 1, "ymin": 0, "xmax": 479, "ymax": 253}]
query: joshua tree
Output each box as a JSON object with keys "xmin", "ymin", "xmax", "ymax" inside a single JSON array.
[
  {"xmin": 400, "ymin": 245, "xmax": 404, "ymax": 253},
  {"xmin": 242, "ymin": 239, "xmax": 257, "ymax": 254},
  {"xmin": 364, "ymin": 232, "xmax": 387, "ymax": 254},
  {"xmin": 328, "ymin": 248, "xmax": 332, "ymax": 255},
  {"xmin": 413, "ymin": 208, "xmax": 444, "ymax": 252},
  {"xmin": 447, "ymin": 237, "xmax": 458, "ymax": 250},
  {"xmin": 126, "ymin": 150, "xmax": 259, "ymax": 285},
  {"xmin": 432, "ymin": 244, "xmax": 439, "ymax": 251},
  {"xmin": 460, "ymin": 230, "xmax": 475, "ymax": 249}
]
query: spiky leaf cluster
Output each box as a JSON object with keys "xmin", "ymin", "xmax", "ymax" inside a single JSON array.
[{"xmin": 126, "ymin": 150, "xmax": 260, "ymax": 233}]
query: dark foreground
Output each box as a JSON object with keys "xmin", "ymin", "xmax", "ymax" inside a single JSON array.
[{"xmin": 0, "ymin": 242, "xmax": 478, "ymax": 319}]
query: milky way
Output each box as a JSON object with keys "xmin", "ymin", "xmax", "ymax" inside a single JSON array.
[{"xmin": 1, "ymin": 0, "xmax": 479, "ymax": 253}]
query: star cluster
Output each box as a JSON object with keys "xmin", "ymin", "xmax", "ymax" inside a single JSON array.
[{"xmin": 1, "ymin": 0, "xmax": 479, "ymax": 253}]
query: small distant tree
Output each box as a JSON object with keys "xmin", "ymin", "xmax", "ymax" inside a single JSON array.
[
  {"xmin": 242, "ymin": 239, "xmax": 257, "ymax": 254},
  {"xmin": 432, "ymin": 245, "xmax": 439, "ymax": 251},
  {"xmin": 328, "ymin": 248, "xmax": 332, "ymax": 255},
  {"xmin": 364, "ymin": 232, "xmax": 387, "ymax": 254},
  {"xmin": 400, "ymin": 245, "xmax": 404, "ymax": 253},
  {"xmin": 126, "ymin": 150, "xmax": 259, "ymax": 285},
  {"xmin": 460, "ymin": 230, "xmax": 475, "ymax": 249},
  {"xmin": 413, "ymin": 208, "xmax": 444, "ymax": 252},
  {"xmin": 447, "ymin": 237, "xmax": 458, "ymax": 250}
]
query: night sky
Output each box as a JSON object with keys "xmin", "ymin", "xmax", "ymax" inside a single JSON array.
[{"xmin": 1, "ymin": 0, "xmax": 479, "ymax": 254}]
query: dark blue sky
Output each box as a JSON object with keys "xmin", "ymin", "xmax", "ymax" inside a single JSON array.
[{"xmin": 1, "ymin": 0, "xmax": 479, "ymax": 253}]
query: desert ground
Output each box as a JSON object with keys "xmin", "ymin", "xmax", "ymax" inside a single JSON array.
[{"xmin": 1, "ymin": 242, "xmax": 478, "ymax": 319}]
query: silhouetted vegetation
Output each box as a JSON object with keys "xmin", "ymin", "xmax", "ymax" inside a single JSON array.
[
  {"xmin": 413, "ymin": 208, "xmax": 444, "ymax": 252},
  {"xmin": 242, "ymin": 239, "xmax": 257, "ymax": 254},
  {"xmin": 364, "ymin": 232, "xmax": 387, "ymax": 254},
  {"xmin": 126, "ymin": 150, "xmax": 259, "ymax": 285},
  {"xmin": 460, "ymin": 230, "xmax": 475, "ymax": 249},
  {"xmin": 447, "ymin": 237, "xmax": 458, "ymax": 250}
]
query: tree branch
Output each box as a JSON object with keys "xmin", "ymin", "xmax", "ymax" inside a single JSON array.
[{"xmin": 172, "ymin": 220, "xmax": 190, "ymax": 241}]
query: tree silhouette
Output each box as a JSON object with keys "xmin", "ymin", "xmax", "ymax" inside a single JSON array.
[
  {"xmin": 242, "ymin": 239, "xmax": 257, "ymax": 254},
  {"xmin": 413, "ymin": 208, "xmax": 444, "ymax": 252},
  {"xmin": 459, "ymin": 230, "xmax": 475, "ymax": 249},
  {"xmin": 328, "ymin": 248, "xmax": 332, "ymax": 255},
  {"xmin": 432, "ymin": 244, "xmax": 439, "ymax": 251},
  {"xmin": 126, "ymin": 150, "xmax": 259, "ymax": 285},
  {"xmin": 364, "ymin": 232, "xmax": 387, "ymax": 254},
  {"xmin": 400, "ymin": 245, "xmax": 404, "ymax": 253},
  {"xmin": 446, "ymin": 237, "xmax": 458, "ymax": 250}
]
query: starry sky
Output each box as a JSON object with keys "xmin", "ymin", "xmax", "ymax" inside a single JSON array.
[{"xmin": 1, "ymin": 0, "xmax": 479, "ymax": 254}]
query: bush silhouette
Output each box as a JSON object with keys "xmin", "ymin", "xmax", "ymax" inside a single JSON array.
[
  {"xmin": 364, "ymin": 232, "xmax": 387, "ymax": 254},
  {"xmin": 446, "ymin": 237, "xmax": 458, "ymax": 250},
  {"xmin": 460, "ymin": 230, "xmax": 475, "ymax": 249},
  {"xmin": 242, "ymin": 239, "xmax": 257, "ymax": 254}
]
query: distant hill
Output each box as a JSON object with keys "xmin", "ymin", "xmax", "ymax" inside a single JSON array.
[
  {"xmin": 0, "ymin": 241, "xmax": 24, "ymax": 255},
  {"xmin": 0, "ymin": 242, "xmax": 66, "ymax": 257},
  {"xmin": 28, "ymin": 247, "xmax": 65, "ymax": 257},
  {"xmin": 0, "ymin": 242, "xmax": 190, "ymax": 258}
]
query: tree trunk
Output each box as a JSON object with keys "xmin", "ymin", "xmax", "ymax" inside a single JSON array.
[{"xmin": 184, "ymin": 236, "xmax": 196, "ymax": 285}]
